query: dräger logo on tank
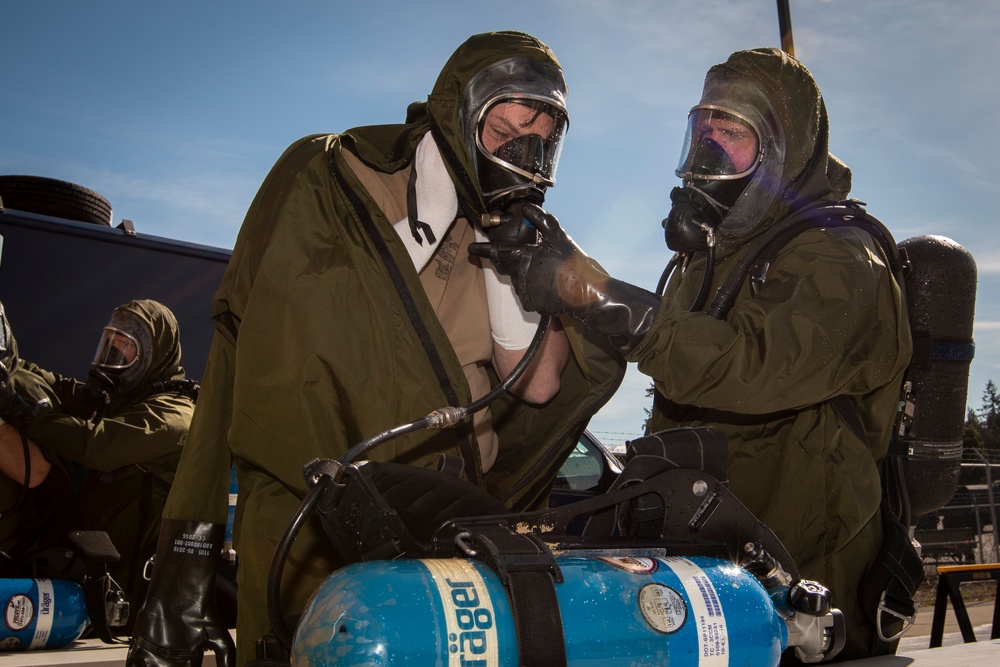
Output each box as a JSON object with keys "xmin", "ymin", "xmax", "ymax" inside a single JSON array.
[
  {"xmin": 424, "ymin": 559, "xmax": 500, "ymax": 667},
  {"xmin": 39, "ymin": 591, "xmax": 52, "ymax": 617}
]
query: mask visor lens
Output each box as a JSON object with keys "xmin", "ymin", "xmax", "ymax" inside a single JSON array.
[
  {"xmin": 93, "ymin": 327, "xmax": 140, "ymax": 370},
  {"xmin": 478, "ymin": 98, "xmax": 567, "ymax": 186},
  {"xmin": 676, "ymin": 107, "xmax": 760, "ymax": 181}
]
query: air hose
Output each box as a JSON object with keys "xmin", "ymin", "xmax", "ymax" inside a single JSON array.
[
  {"xmin": 338, "ymin": 314, "xmax": 551, "ymax": 463},
  {"xmin": 268, "ymin": 314, "xmax": 552, "ymax": 648}
]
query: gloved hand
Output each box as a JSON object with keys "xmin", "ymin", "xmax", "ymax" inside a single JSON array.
[
  {"xmin": 0, "ymin": 365, "xmax": 50, "ymax": 428},
  {"xmin": 481, "ymin": 202, "xmax": 541, "ymax": 246},
  {"xmin": 82, "ymin": 369, "xmax": 118, "ymax": 412},
  {"xmin": 126, "ymin": 520, "xmax": 235, "ymax": 667},
  {"xmin": 469, "ymin": 204, "xmax": 661, "ymax": 354}
]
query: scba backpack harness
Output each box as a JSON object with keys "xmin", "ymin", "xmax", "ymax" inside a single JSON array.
[{"xmin": 704, "ymin": 198, "xmax": 976, "ymax": 653}]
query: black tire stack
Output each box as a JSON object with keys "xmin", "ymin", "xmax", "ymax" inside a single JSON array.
[{"xmin": 0, "ymin": 175, "xmax": 113, "ymax": 226}]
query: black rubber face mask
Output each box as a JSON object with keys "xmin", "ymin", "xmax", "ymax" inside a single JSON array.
[
  {"xmin": 479, "ymin": 133, "xmax": 548, "ymax": 243},
  {"xmin": 473, "ymin": 93, "xmax": 568, "ymax": 244},
  {"xmin": 663, "ymin": 186, "xmax": 722, "ymax": 253},
  {"xmin": 664, "ymin": 138, "xmax": 753, "ymax": 252}
]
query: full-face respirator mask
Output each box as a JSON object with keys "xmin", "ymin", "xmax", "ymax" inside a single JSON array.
[
  {"xmin": 663, "ymin": 106, "xmax": 762, "ymax": 253},
  {"xmin": 460, "ymin": 57, "xmax": 568, "ymax": 245},
  {"xmin": 476, "ymin": 98, "xmax": 568, "ymax": 247},
  {"xmin": 86, "ymin": 309, "xmax": 153, "ymax": 412},
  {"xmin": 655, "ymin": 105, "xmax": 764, "ymax": 311}
]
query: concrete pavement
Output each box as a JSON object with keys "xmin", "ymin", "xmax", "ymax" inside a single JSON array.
[{"xmin": 1, "ymin": 601, "xmax": 993, "ymax": 666}]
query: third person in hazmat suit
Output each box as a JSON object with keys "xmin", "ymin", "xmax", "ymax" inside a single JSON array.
[
  {"xmin": 472, "ymin": 48, "xmax": 912, "ymax": 663},
  {"xmin": 10, "ymin": 299, "xmax": 196, "ymax": 632},
  {"xmin": 127, "ymin": 31, "xmax": 623, "ymax": 667}
]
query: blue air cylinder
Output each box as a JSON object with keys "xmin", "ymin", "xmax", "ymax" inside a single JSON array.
[
  {"xmin": 898, "ymin": 235, "xmax": 977, "ymax": 517},
  {"xmin": 292, "ymin": 555, "xmax": 788, "ymax": 666},
  {"xmin": 0, "ymin": 578, "xmax": 89, "ymax": 650}
]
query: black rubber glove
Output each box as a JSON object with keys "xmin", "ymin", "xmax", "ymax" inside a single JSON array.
[
  {"xmin": 470, "ymin": 204, "xmax": 661, "ymax": 354},
  {"xmin": 481, "ymin": 202, "xmax": 541, "ymax": 246},
  {"xmin": 126, "ymin": 520, "xmax": 235, "ymax": 667},
  {"xmin": 82, "ymin": 368, "xmax": 118, "ymax": 417},
  {"xmin": 0, "ymin": 365, "xmax": 50, "ymax": 428}
]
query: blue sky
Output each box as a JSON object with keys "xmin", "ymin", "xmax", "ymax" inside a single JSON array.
[{"xmin": 3, "ymin": 0, "xmax": 998, "ymax": 444}]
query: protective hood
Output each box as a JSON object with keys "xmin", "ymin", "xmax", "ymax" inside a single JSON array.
[
  {"xmin": 697, "ymin": 48, "xmax": 851, "ymax": 240},
  {"xmin": 425, "ymin": 31, "xmax": 567, "ymax": 221},
  {"xmin": 97, "ymin": 299, "xmax": 185, "ymax": 395},
  {"xmin": 341, "ymin": 32, "xmax": 565, "ymax": 224}
]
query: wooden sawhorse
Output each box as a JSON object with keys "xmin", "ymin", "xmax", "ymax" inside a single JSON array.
[{"xmin": 929, "ymin": 563, "xmax": 1000, "ymax": 648}]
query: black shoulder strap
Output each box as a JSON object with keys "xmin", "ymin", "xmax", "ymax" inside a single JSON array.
[
  {"xmin": 465, "ymin": 525, "xmax": 567, "ymax": 667},
  {"xmin": 705, "ymin": 201, "xmax": 912, "ymax": 496},
  {"xmin": 831, "ymin": 395, "xmax": 868, "ymax": 445},
  {"xmin": 707, "ymin": 200, "xmax": 907, "ymax": 321},
  {"xmin": 112, "ymin": 379, "xmax": 201, "ymax": 416},
  {"xmin": 329, "ymin": 151, "xmax": 481, "ymax": 484},
  {"xmin": 151, "ymin": 378, "xmax": 201, "ymax": 401}
]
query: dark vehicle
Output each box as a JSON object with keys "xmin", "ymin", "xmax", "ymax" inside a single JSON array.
[
  {"xmin": 0, "ymin": 176, "xmax": 229, "ymax": 381},
  {"xmin": 550, "ymin": 430, "xmax": 623, "ymax": 502},
  {"xmin": 0, "ymin": 176, "xmax": 620, "ymax": 502},
  {"xmin": 548, "ymin": 430, "xmax": 625, "ymax": 534}
]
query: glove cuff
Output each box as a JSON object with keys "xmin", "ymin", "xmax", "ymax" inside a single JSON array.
[{"xmin": 584, "ymin": 278, "xmax": 661, "ymax": 356}]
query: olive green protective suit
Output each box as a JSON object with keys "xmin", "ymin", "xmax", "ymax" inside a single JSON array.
[
  {"xmin": 159, "ymin": 32, "xmax": 623, "ymax": 663},
  {"xmin": 15, "ymin": 299, "xmax": 192, "ymax": 625},
  {"xmin": 632, "ymin": 49, "xmax": 911, "ymax": 661}
]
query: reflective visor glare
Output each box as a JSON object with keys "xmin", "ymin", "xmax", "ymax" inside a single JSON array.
[
  {"xmin": 478, "ymin": 99, "xmax": 567, "ymax": 182},
  {"xmin": 676, "ymin": 107, "xmax": 760, "ymax": 180},
  {"xmin": 93, "ymin": 328, "xmax": 139, "ymax": 369}
]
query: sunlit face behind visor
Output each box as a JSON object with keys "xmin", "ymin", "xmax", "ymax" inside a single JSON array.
[
  {"xmin": 475, "ymin": 96, "xmax": 568, "ymax": 202},
  {"xmin": 676, "ymin": 106, "xmax": 762, "ymax": 183},
  {"xmin": 92, "ymin": 326, "xmax": 141, "ymax": 371}
]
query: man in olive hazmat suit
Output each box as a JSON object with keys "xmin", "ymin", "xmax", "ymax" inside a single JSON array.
[
  {"xmin": 127, "ymin": 31, "xmax": 623, "ymax": 667},
  {"xmin": 1, "ymin": 299, "xmax": 195, "ymax": 631},
  {"xmin": 472, "ymin": 48, "xmax": 912, "ymax": 662}
]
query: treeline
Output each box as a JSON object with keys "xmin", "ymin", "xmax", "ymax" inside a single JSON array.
[{"xmin": 960, "ymin": 380, "xmax": 1000, "ymax": 486}]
